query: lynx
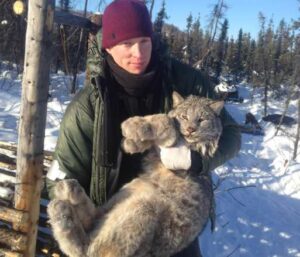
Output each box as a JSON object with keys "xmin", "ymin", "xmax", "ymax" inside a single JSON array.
[{"xmin": 47, "ymin": 92, "xmax": 224, "ymax": 257}]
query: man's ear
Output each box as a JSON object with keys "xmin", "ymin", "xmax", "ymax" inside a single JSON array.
[
  {"xmin": 172, "ymin": 91, "xmax": 184, "ymax": 108},
  {"xmin": 105, "ymin": 48, "xmax": 112, "ymax": 55}
]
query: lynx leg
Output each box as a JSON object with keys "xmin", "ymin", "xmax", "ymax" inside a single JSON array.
[
  {"xmin": 147, "ymin": 114, "xmax": 178, "ymax": 147},
  {"xmin": 122, "ymin": 138, "xmax": 152, "ymax": 154},
  {"xmin": 88, "ymin": 198, "xmax": 160, "ymax": 257},
  {"xmin": 47, "ymin": 199, "xmax": 89, "ymax": 257},
  {"xmin": 54, "ymin": 179, "xmax": 98, "ymax": 230}
]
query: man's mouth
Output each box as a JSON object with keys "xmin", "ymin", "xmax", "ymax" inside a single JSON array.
[{"xmin": 131, "ymin": 62, "xmax": 144, "ymax": 66}]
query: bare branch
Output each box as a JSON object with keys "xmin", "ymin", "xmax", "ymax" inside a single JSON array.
[
  {"xmin": 227, "ymin": 244, "xmax": 241, "ymax": 257},
  {"xmin": 226, "ymin": 185, "xmax": 256, "ymax": 207}
]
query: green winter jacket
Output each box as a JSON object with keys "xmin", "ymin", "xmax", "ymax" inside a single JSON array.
[{"xmin": 46, "ymin": 40, "xmax": 241, "ymax": 206}]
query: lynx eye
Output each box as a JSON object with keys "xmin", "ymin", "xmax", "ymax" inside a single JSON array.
[{"xmin": 180, "ymin": 114, "xmax": 188, "ymax": 120}]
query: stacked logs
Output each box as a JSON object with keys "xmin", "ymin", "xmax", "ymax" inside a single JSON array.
[{"xmin": 0, "ymin": 141, "xmax": 61, "ymax": 257}]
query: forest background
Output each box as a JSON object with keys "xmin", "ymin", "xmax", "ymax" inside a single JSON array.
[
  {"xmin": 0, "ymin": 0, "xmax": 299, "ymax": 142},
  {"xmin": 0, "ymin": 0, "xmax": 299, "ymax": 95}
]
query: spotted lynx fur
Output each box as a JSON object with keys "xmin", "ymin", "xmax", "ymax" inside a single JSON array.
[{"xmin": 47, "ymin": 92, "xmax": 224, "ymax": 257}]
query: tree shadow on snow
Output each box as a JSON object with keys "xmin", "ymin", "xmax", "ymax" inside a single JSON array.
[{"xmin": 201, "ymin": 186, "xmax": 300, "ymax": 257}]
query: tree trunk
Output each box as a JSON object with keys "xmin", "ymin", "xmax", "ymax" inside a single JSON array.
[
  {"xmin": 13, "ymin": 1, "xmax": 55, "ymax": 257},
  {"xmin": 148, "ymin": 0, "xmax": 155, "ymax": 19},
  {"xmin": 263, "ymin": 78, "xmax": 269, "ymax": 117},
  {"xmin": 292, "ymin": 49, "xmax": 300, "ymax": 160},
  {"xmin": 274, "ymin": 85, "xmax": 293, "ymax": 136},
  {"xmin": 293, "ymin": 98, "xmax": 300, "ymax": 160}
]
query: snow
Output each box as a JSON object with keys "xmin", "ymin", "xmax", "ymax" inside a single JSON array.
[
  {"xmin": 0, "ymin": 65, "xmax": 299, "ymax": 256},
  {"xmin": 201, "ymin": 84, "xmax": 300, "ymax": 257}
]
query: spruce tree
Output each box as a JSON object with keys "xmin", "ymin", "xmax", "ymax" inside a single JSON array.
[
  {"xmin": 233, "ymin": 29, "xmax": 243, "ymax": 80},
  {"xmin": 225, "ymin": 37, "xmax": 236, "ymax": 75},
  {"xmin": 245, "ymin": 39, "xmax": 256, "ymax": 82},
  {"xmin": 190, "ymin": 14, "xmax": 203, "ymax": 65},
  {"xmin": 254, "ymin": 13, "xmax": 275, "ymax": 116},
  {"xmin": 214, "ymin": 18, "xmax": 228, "ymax": 78},
  {"xmin": 184, "ymin": 13, "xmax": 193, "ymax": 64},
  {"xmin": 153, "ymin": 0, "xmax": 168, "ymax": 37}
]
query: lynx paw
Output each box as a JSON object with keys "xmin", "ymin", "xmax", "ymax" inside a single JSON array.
[
  {"xmin": 151, "ymin": 115, "xmax": 178, "ymax": 147},
  {"xmin": 121, "ymin": 117, "xmax": 155, "ymax": 142},
  {"xmin": 121, "ymin": 114, "xmax": 178, "ymax": 151},
  {"xmin": 122, "ymin": 138, "xmax": 152, "ymax": 154},
  {"xmin": 48, "ymin": 200, "xmax": 89, "ymax": 257},
  {"xmin": 47, "ymin": 199, "xmax": 77, "ymax": 232},
  {"xmin": 54, "ymin": 179, "xmax": 88, "ymax": 205}
]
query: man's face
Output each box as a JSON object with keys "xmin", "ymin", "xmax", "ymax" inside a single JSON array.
[{"xmin": 106, "ymin": 37, "xmax": 152, "ymax": 75}]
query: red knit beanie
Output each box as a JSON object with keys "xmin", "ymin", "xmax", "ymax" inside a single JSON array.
[{"xmin": 102, "ymin": 0, "xmax": 153, "ymax": 49}]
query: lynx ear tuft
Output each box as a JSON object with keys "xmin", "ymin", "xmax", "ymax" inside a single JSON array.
[
  {"xmin": 209, "ymin": 101, "xmax": 224, "ymax": 116},
  {"xmin": 172, "ymin": 91, "xmax": 184, "ymax": 108}
]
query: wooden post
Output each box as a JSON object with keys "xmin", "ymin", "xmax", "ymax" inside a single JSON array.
[{"xmin": 13, "ymin": 1, "xmax": 55, "ymax": 257}]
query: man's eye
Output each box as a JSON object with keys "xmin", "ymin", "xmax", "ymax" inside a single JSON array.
[
  {"xmin": 122, "ymin": 42, "xmax": 132, "ymax": 46},
  {"xmin": 141, "ymin": 39, "xmax": 150, "ymax": 44}
]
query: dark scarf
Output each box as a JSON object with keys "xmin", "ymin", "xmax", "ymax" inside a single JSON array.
[
  {"xmin": 106, "ymin": 53, "xmax": 158, "ymax": 96},
  {"xmin": 106, "ymin": 53, "xmax": 162, "ymax": 117}
]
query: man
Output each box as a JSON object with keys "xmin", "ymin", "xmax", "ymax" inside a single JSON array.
[{"xmin": 46, "ymin": 0, "xmax": 241, "ymax": 256}]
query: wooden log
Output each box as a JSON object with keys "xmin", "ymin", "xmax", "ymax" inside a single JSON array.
[
  {"xmin": 0, "ymin": 248, "xmax": 23, "ymax": 257},
  {"xmin": 0, "ymin": 207, "xmax": 29, "ymax": 224},
  {"xmin": 0, "ymin": 158, "xmax": 50, "ymax": 172},
  {"xmin": 0, "ymin": 161, "xmax": 16, "ymax": 171},
  {"xmin": 54, "ymin": 10, "xmax": 100, "ymax": 32},
  {"xmin": 0, "ymin": 142, "xmax": 18, "ymax": 154},
  {"xmin": 0, "ymin": 198, "xmax": 11, "ymax": 207},
  {"xmin": 13, "ymin": 1, "xmax": 55, "ymax": 257},
  {"xmin": 0, "ymin": 186, "xmax": 14, "ymax": 201},
  {"xmin": 0, "ymin": 170, "xmax": 16, "ymax": 183},
  {"xmin": 0, "ymin": 141, "xmax": 53, "ymax": 163},
  {"xmin": 0, "ymin": 154, "xmax": 16, "ymax": 165},
  {"xmin": 0, "ymin": 168, "xmax": 15, "ymax": 176},
  {"xmin": 0, "ymin": 227, "xmax": 27, "ymax": 252}
]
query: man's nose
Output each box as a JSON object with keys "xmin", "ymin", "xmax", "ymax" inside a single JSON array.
[{"xmin": 131, "ymin": 43, "xmax": 143, "ymax": 58}]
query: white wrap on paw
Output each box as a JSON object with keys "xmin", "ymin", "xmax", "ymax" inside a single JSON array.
[{"xmin": 159, "ymin": 139, "xmax": 191, "ymax": 170}]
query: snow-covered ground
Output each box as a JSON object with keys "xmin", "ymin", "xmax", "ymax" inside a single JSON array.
[
  {"xmin": 201, "ymin": 84, "xmax": 300, "ymax": 257},
  {"xmin": 0, "ymin": 65, "xmax": 299, "ymax": 257}
]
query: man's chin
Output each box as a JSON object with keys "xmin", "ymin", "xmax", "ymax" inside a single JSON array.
[{"xmin": 129, "ymin": 67, "xmax": 146, "ymax": 75}]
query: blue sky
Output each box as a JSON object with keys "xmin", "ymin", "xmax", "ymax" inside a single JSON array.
[
  {"xmin": 151, "ymin": 0, "xmax": 299, "ymax": 38},
  {"xmin": 76, "ymin": 0, "xmax": 299, "ymax": 39}
]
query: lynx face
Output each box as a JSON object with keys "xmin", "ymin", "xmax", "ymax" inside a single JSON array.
[{"xmin": 169, "ymin": 93, "xmax": 224, "ymax": 154}]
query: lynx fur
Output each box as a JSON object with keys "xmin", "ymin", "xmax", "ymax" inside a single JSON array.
[{"xmin": 47, "ymin": 92, "xmax": 224, "ymax": 257}]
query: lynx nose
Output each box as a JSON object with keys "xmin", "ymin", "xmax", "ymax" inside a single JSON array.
[{"xmin": 187, "ymin": 127, "xmax": 196, "ymax": 134}]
